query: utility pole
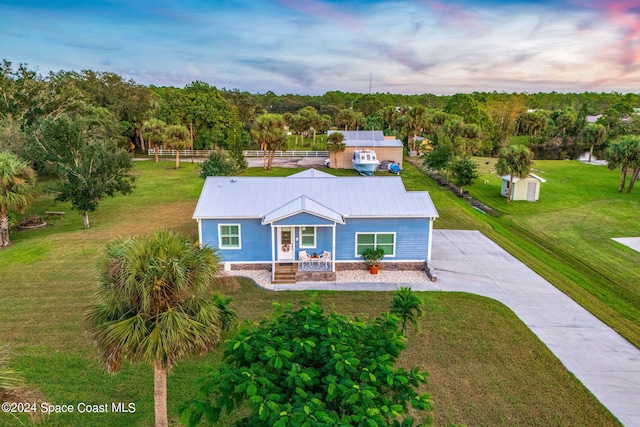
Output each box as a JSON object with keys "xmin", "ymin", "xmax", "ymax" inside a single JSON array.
[{"xmin": 368, "ymin": 73, "xmax": 372, "ymax": 94}]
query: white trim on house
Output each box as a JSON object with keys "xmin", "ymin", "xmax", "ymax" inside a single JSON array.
[
  {"xmin": 299, "ymin": 226, "xmax": 316, "ymax": 248},
  {"xmin": 218, "ymin": 224, "xmax": 242, "ymax": 249},
  {"xmin": 262, "ymin": 196, "xmax": 345, "ymax": 225},
  {"xmin": 333, "ymin": 259, "xmax": 423, "ymax": 264},
  {"xmin": 354, "ymin": 232, "xmax": 397, "ymax": 258},
  {"xmin": 271, "ymin": 224, "xmax": 275, "ymax": 282},
  {"xmin": 193, "ymin": 215, "xmax": 263, "ymax": 220},
  {"xmin": 427, "ymin": 218, "xmax": 434, "ymax": 261},
  {"xmin": 343, "ymin": 214, "xmax": 434, "ymax": 219},
  {"xmin": 529, "ymin": 173, "xmax": 546, "ymax": 183},
  {"xmin": 332, "ymin": 224, "xmax": 336, "ymax": 272}
]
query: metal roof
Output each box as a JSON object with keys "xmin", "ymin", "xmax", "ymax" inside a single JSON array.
[
  {"xmin": 500, "ymin": 174, "xmax": 546, "ymax": 183},
  {"xmin": 287, "ymin": 169, "xmax": 335, "ymax": 178},
  {"xmin": 343, "ymin": 139, "xmax": 403, "ymax": 147},
  {"xmin": 328, "ymin": 130, "xmax": 385, "ymax": 141},
  {"xmin": 327, "ymin": 130, "xmax": 402, "ymax": 148},
  {"xmin": 193, "ymin": 173, "xmax": 439, "ymax": 220}
]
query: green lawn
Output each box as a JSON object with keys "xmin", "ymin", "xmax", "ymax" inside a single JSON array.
[
  {"xmin": 402, "ymin": 158, "xmax": 640, "ymax": 348},
  {"xmin": 285, "ymin": 134, "xmax": 328, "ymax": 151},
  {"xmin": 0, "ymin": 161, "xmax": 621, "ymax": 426},
  {"xmin": 465, "ymin": 159, "xmax": 640, "ymax": 347}
]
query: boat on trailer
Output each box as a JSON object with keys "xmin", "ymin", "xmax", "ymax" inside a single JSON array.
[{"xmin": 352, "ymin": 149, "xmax": 380, "ymax": 176}]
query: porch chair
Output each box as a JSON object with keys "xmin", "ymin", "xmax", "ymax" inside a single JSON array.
[
  {"xmin": 298, "ymin": 250, "xmax": 311, "ymax": 269},
  {"xmin": 319, "ymin": 251, "xmax": 331, "ymax": 269}
]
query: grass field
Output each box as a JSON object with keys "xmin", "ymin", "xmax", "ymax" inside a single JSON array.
[
  {"xmin": 464, "ymin": 159, "xmax": 640, "ymax": 347},
  {"xmin": 285, "ymin": 134, "xmax": 328, "ymax": 151},
  {"xmin": 0, "ymin": 160, "xmax": 622, "ymax": 426}
]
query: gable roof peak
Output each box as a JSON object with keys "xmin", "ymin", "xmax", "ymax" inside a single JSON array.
[{"xmin": 262, "ymin": 194, "xmax": 345, "ymax": 224}]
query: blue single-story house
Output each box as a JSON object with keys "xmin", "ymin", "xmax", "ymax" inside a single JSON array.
[{"xmin": 193, "ymin": 169, "xmax": 438, "ymax": 282}]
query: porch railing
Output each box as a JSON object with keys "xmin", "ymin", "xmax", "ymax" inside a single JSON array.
[{"xmin": 296, "ymin": 259, "xmax": 333, "ymax": 271}]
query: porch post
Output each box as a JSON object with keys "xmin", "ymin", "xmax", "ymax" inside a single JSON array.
[
  {"xmin": 196, "ymin": 219, "xmax": 203, "ymax": 248},
  {"xmin": 427, "ymin": 218, "xmax": 434, "ymax": 261},
  {"xmin": 332, "ymin": 223, "xmax": 336, "ymax": 272},
  {"xmin": 271, "ymin": 224, "xmax": 275, "ymax": 282}
]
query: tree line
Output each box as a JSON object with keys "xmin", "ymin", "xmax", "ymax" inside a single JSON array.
[
  {"xmin": 4, "ymin": 59, "xmax": 640, "ymax": 156},
  {"xmin": 3, "ymin": 60, "xmax": 640, "ymax": 242}
]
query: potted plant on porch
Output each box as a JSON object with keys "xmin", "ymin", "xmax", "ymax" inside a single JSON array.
[{"xmin": 361, "ymin": 247, "xmax": 385, "ymax": 274}]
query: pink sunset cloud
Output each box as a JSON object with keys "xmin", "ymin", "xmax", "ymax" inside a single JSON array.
[{"xmin": 571, "ymin": 0, "xmax": 640, "ymax": 71}]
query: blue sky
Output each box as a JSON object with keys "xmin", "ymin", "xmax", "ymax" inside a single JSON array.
[{"xmin": 1, "ymin": 0, "xmax": 639, "ymax": 95}]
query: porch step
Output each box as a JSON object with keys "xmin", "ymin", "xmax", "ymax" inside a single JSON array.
[
  {"xmin": 274, "ymin": 263, "xmax": 297, "ymax": 284},
  {"xmin": 273, "ymin": 277, "xmax": 296, "ymax": 284}
]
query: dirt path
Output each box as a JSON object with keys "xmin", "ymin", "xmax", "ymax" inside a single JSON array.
[{"xmin": 405, "ymin": 158, "xmax": 497, "ymax": 215}]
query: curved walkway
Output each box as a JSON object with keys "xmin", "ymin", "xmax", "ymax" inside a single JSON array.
[{"xmin": 252, "ymin": 230, "xmax": 640, "ymax": 426}]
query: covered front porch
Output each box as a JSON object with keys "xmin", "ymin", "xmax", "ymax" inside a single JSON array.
[
  {"xmin": 262, "ymin": 195, "xmax": 344, "ymax": 284},
  {"xmin": 269, "ymin": 225, "xmax": 337, "ymax": 284}
]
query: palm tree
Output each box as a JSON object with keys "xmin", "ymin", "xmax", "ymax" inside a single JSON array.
[
  {"xmin": 299, "ymin": 106, "xmax": 321, "ymax": 145},
  {"xmin": 251, "ymin": 115, "xmax": 286, "ymax": 170},
  {"xmin": 0, "ymin": 152, "xmax": 36, "ymax": 248},
  {"xmin": 142, "ymin": 118, "xmax": 168, "ymax": 163},
  {"xmin": 553, "ymin": 109, "xmax": 577, "ymax": 141},
  {"xmin": 327, "ymin": 131, "xmax": 346, "ymax": 152},
  {"xmin": 336, "ymin": 109, "xmax": 356, "ymax": 131},
  {"xmin": 604, "ymin": 135, "xmax": 640, "ymax": 192},
  {"xmin": 407, "ymin": 106, "xmax": 429, "ymax": 153},
  {"xmin": 390, "ymin": 287, "xmax": 424, "ymax": 334},
  {"xmin": 518, "ymin": 110, "xmax": 549, "ymax": 143},
  {"xmin": 164, "ymin": 124, "xmax": 190, "ymax": 169},
  {"xmin": 381, "ymin": 105, "xmax": 399, "ymax": 132},
  {"xmin": 495, "ymin": 144, "xmax": 534, "ymax": 204},
  {"xmin": 87, "ymin": 230, "xmax": 232, "ymax": 427},
  {"xmin": 581, "ymin": 123, "xmax": 607, "ymax": 163},
  {"xmin": 354, "ymin": 112, "xmax": 366, "ymax": 130},
  {"xmin": 291, "ymin": 114, "xmax": 307, "ymax": 147}
]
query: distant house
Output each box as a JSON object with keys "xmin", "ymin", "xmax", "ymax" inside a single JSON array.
[
  {"xmin": 500, "ymin": 174, "xmax": 546, "ymax": 201},
  {"xmin": 327, "ymin": 130, "xmax": 403, "ymax": 170},
  {"xmin": 193, "ymin": 169, "xmax": 438, "ymax": 283}
]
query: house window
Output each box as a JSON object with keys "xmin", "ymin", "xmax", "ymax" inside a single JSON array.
[
  {"xmin": 300, "ymin": 226, "xmax": 316, "ymax": 248},
  {"xmin": 356, "ymin": 233, "xmax": 395, "ymax": 256},
  {"xmin": 219, "ymin": 224, "xmax": 241, "ymax": 249}
]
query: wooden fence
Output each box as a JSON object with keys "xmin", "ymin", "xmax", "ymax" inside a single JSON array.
[
  {"xmin": 242, "ymin": 150, "xmax": 329, "ymax": 158},
  {"xmin": 147, "ymin": 149, "xmax": 329, "ymax": 158}
]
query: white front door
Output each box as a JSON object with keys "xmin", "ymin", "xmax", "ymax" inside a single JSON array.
[{"xmin": 277, "ymin": 227, "xmax": 294, "ymax": 261}]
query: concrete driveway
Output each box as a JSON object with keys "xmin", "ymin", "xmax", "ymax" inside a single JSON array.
[
  {"xmin": 613, "ymin": 237, "xmax": 640, "ymax": 253},
  {"xmin": 271, "ymin": 229, "xmax": 640, "ymax": 426},
  {"xmin": 431, "ymin": 230, "xmax": 640, "ymax": 427}
]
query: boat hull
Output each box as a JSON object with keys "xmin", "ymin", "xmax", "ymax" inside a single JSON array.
[{"xmin": 352, "ymin": 160, "xmax": 380, "ymax": 176}]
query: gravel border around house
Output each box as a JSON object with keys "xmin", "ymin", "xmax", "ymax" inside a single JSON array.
[{"xmin": 223, "ymin": 269, "xmax": 431, "ymax": 291}]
